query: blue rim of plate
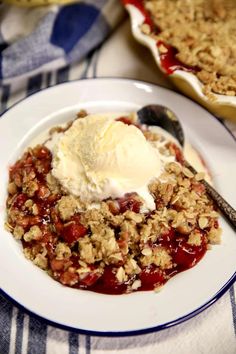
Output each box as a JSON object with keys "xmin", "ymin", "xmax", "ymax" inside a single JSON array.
[{"xmin": 0, "ymin": 78, "xmax": 235, "ymax": 337}]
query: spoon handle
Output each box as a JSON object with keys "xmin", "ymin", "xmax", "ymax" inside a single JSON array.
[{"xmin": 184, "ymin": 161, "xmax": 236, "ymax": 230}]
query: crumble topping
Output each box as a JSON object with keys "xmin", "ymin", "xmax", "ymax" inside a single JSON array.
[
  {"xmin": 5, "ymin": 112, "xmax": 222, "ymax": 294},
  {"xmin": 141, "ymin": 0, "xmax": 236, "ymax": 97}
]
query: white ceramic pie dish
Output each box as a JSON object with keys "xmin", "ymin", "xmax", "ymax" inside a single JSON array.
[
  {"xmin": 0, "ymin": 78, "xmax": 235, "ymax": 336},
  {"xmin": 124, "ymin": 2, "xmax": 236, "ymax": 122}
]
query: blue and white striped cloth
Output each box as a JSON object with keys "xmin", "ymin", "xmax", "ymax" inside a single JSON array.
[
  {"xmin": 0, "ymin": 5, "xmax": 236, "ymax": 353},
  {"xmin": 0, "ymin": 0, "xmax": 124, "ymax": 83}
]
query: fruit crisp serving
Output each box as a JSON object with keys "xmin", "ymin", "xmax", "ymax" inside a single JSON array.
[
  {"xmin": 5, "ymin": 111, "xmax": 221, "ymax": 294},
  {"xmin": 139, "ymin": 0, "xmax": 236, "ymax": 97}
]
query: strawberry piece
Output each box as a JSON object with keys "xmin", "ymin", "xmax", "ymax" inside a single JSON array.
[
  {"xmin": 172, "ymin": 239, "xmax": 206, "ymax": 270},
  {"xmin": 94, "ymin": 266, "xmax": 127, "ymax": 294},
  {"xmin": 139, "ymin": 265, "xmax": 165, "ymax": 290},
  {"xmin": 60, "ymin": 271, "xmax": 79, "ymax": 286},
  {"xmin": 61, "ymin": 223, "xmax": 87, "ymax": 244},
  {"xmin": 117, "ymin": 194, "xmax": 142, "ymax": 213},
  {"xmin": 167, "ymin": 142, "xmax": 184, "ymax": 164},
  {"xmin": 80, "ymin": 271, "xmax": 101, "ymax": 287},
  {"xmin": 33, "ymin": 146, "xmax": 51, "ymax": 160},
  {"xmin": 12, "ymin": 193, "xmax": 28, "ymax": 208}
]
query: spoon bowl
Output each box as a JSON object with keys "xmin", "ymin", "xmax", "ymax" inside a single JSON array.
[{"xmin": 137, "ymin": 104, "xmax": 185, "ymax": 147}]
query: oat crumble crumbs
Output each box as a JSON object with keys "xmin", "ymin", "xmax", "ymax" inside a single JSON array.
[
  {"xmin": 5, "ymin": 112, "xmax": 222, "ymax": 294},
  {"xmin": 141, "ymin": 0, "xmax": 236, "ymax": 97}
]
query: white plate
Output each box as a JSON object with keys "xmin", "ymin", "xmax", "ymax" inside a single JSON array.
[{"xmin": 0, "ymin": 78, "xmax": 235, "ymax": 336}]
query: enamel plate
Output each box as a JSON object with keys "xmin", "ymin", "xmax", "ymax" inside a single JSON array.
[{"xmin": 0, "ymin": 78, "xmax": 235, "ymax": 335}]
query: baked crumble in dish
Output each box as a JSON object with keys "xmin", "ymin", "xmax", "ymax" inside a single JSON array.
[
  {"xmin": 124, "ymin": 0, "xmax": 236, "ymax": 99},
  {"xmin": 5, "ymin": 111, "xmax": 222, "ymax": 294}
]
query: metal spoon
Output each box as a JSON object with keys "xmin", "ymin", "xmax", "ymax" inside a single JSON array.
[{"xmin": 137, "ymin": 104, "xmax": 236, "ymax": 229}]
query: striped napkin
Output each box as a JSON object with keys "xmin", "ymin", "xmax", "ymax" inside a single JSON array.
[
  {"xmin": 0, "ymin": 3, "xmax": 236, "ymax": 353},
  {"xmin": 0, "ymin": 0, "xmax": 124, "ymax": 82}
]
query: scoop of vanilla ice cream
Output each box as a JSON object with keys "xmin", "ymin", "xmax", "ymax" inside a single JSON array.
[{"xmin": 52, "ymin": 114, "xmax": 162, "ymax": 207}]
